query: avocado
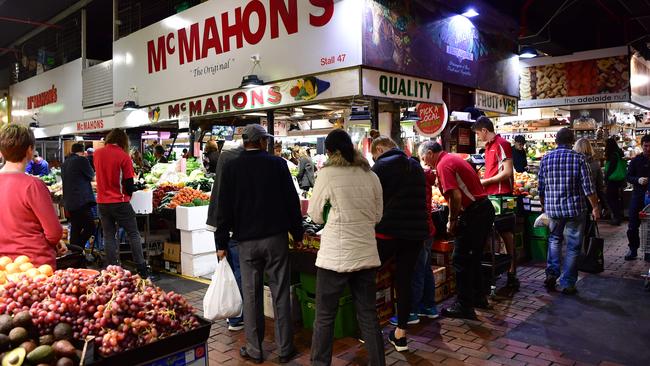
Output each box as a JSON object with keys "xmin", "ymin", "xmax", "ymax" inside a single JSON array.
[
  {"xmin": 52, "ymin": 324, "xmax": 73, "ymax": 341},
  {"xmin": 0, "ymin": 335, "xmax": 9, "ymax": 352},
  {"xmin": 1, "ymin": 348, "xmax": 26, "ymax": 366},
  {"xmin": 192, "ymin": 198, "xmax": 202, "ymax": 206},
  {"xmin": 11, "ymin": 313, "xmax": 30, "ymax": 330},
  {"xmin": 0, "ymin": 316, "xmax": 12, "ymax": 335},
  {"xmin": 26, "ymin": 345, "xmax": 54, "ymax": 364},
  {"xmin": 52, "ymin": 340, "xmax": 76, "ymax": 358},
  {"xmin": 37, "ymin": 335, "xmax": 54, "ymax": 346},
  {"xmin": 55, "ymin": 357, "xmax": 74, "ymax": 366},
  {"xmin": 7, "ymin": 328, "xmax": 27, "ymax": 346},
  {"xmin": 18, "ymin": 341, "xmax": 36, "ymax": 354}
]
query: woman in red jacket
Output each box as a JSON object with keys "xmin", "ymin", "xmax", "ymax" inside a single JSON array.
[{"xmin": 0, "ymin": 124, "xmax": 65, "ymax": 268}]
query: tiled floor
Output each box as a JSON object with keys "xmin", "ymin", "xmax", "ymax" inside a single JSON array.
[{"xmin": 167, "ymin": 222, "xmax": 649, "ymax": 365}]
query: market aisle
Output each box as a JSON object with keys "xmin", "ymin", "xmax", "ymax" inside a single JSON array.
[{"xmin": 159, "ymin": 223, "xmax": 648, "ymax": 366}]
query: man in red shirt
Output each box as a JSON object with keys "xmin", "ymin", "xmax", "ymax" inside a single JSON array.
[
  {"xmin": 472, "ymin": 116, "xmax": 519, "ymax": 290},
  {"xmin": 420, "ymin": 141, "xmax": 495, "ymax": 319},
  {"xmin": 95, "ymin": 129, "xmax": 148, "ymax": 278}
]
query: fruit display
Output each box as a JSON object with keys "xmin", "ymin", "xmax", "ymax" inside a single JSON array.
[
  {"xmin": 0, "ymin": 256, "xmax": 53, "ymax": 286},
  {"xmin": 152, "ymin": 184, "xmax": 182, "ymax": 210},
  {"xmin": 431, "ymin": 186, "xmax": 447, "ymax": 208},
  {"xmin": 185, "ymin": 177, "xmax": 213, "ymax": 193},
  {"xmin": 166, "ymin": 188, "xmax": 210, "ymax": 209},
  {"xmin": 0, "ymin": 266, "xmax": 199, "ymax": 361},
  {"xmin": 513, "ymin": 172, "xmax": 539, "ymax": 198}
]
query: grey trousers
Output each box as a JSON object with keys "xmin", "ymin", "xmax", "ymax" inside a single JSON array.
[
  {"xmin": 238, "ymin": 233, "xmax": 294, "ymax": 359},
  {"xmin": 98, "ymin": 202, "xmax": 145, "ymax": 267},
  {"xmin": 311, "ymin": 268, "xmax": 386, "ymax": 366}
]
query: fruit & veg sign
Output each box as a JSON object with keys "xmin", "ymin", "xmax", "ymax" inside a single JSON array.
[
  {"xmin": 157, "ymin": 68, "xmax": 359, "ymax": 120},
  {"xmin": 113, "ymin": 0, "xmax": 362, "ymax": 107},
  {"xmin": 474, "ymin": 89, "xmax": 517, "ymax": 116},
  {"xmin": 414, "ymin": 102, "xmax": 448, "ymax": 137}
]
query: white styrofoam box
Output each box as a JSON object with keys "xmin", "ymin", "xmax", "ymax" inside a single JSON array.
[
  {"xmin": 176, "ymin": 206, "xmax": 209, "ymax": 231},
  {"xmin": 263, "ymin": 285, "xmax": 301, "ymax": 322},
  {"xmin": 180, "ymin": 230, "xmax": 216, "ymax": 255},
  {"xmin": 181, "ymin": 252, "xmax": 216, "ymax": 277},
  {"xmin": 131, "ymin": 190, "xmax": 153, "ymax": 214}
]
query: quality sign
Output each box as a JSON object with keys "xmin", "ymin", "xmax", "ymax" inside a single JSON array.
[{"xmin": 362, "ymin": 69, "xmax": 443, "ymax": 104}]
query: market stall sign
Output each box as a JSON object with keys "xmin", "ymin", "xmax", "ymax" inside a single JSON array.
[
  {"xmin": 113, "ymin": 0, "xmax": 363, "ymax": 108},
  {"xmin": 362, "ymin": 69, "xmax": 443, "ymax": 104},
  {"xmin": 33, "ymin": 115, "xmax": 115, "ymax": 139},
  {"xmin": 500, "ymin": 131, "xmax": 557, "ymax": 142},
  {"xmin": 414, "ymin": 102, "xmax": 448, "ymax": 137},
  {"xmin": 27, "ymin": 85, "xmax": 57, "ymax": 109},
  {"xmin": 76, "ymin": 119, "xmax": 105, "ymax": 132},
  {"xmin": 159, "ymin": 68, "xmax": 359, "ymax": 119},
  {"xmin": 474, "ymin": 89, "xmax": 517, "ymax": 115},
  {"xmin": 519, "ymin": 47, "xmax": 630, "ymax": 108}
]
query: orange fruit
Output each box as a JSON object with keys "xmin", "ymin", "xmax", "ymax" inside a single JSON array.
[
  {"xmin": 0, "ymin": 256, "xmax": 11, "ymax": 268},
  {"xmin": 19, "ymin": 262, "xmax": 34, "ymax": 272},
  {"xmin": 5, "ymin": 263, "xmax": 19, "ymax": 274},
  {"xmin": 13, "ymin": 255, "xmax": 30, "ymax": 265},
  {"xmin": 38, "ymin": 264, "xmax": 53, "ymax": 277}
]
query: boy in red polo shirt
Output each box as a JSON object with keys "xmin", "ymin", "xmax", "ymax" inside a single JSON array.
[
  {"xmin": 472, "ymin": 116, "xmax": 519, "ymax": 290},
  {"xmin": 420, "ymin": 141, "xmax": 495, "ymax": 320}
]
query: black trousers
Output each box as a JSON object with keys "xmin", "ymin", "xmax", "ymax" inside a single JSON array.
[
  {"xmin": 68, "ymin": 204, "xmax": 96, "ymax": 248},
  {"xmin": 606, "ymin": 180, "xmax": 624, "ymax": 221},
  {"xmin": 311, "ymin": 268, "xmax": 385, "ymax": 366},
  {"xmin": 378, "ymin": 238, "xmax": 422, "ymax": 329},
  {"xmin": 454, "ymin": 199, "xmax": 495, "ymax": 309}
]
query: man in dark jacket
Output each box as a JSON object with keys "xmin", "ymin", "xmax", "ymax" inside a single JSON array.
[
  {"xmin": 206, "ymin": 141, "xmax": 245, "ymax": 331},
  {"xmin": 62, "ymin": 143, "xmax": 96, "ymax": 250},
  {"xmin": 625, "ymin": 134, "xmax": 650, "ymax": 261},
  {"xmin": 371, "ymin": 136, "xmax": 429, "ymax": 352},
  {"xmin": 214, "ymin": 124, "xmax": 303, "ymax": 364}
]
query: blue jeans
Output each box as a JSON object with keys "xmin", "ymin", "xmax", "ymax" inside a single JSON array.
[
  {"xmin": 546, "ymin": 213, "xmax": 586, "ymax": 288},
  {"xmin": 410, "ymin": 238, "xmax": 436, "ymax": 313},
  {"xmin": 227, "ymin": 239, "xmax": 244, "ymax": 324}
]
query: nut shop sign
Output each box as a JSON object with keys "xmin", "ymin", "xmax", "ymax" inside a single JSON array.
[{"xmin": 414, "ymin": 102, "xmax": 448, "ymax": 138}]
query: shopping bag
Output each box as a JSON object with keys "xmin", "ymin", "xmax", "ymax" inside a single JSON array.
[
  {"xmin": 534, "ymin": 213, "xmax": 550, "ymax": 227},
  {"xmin": 578, "ymin": 220, "xmax": 604, "ymax": 273},
  {"xmin": 203, "ymin": 259, "xmax": 242, "ymax": 320}
]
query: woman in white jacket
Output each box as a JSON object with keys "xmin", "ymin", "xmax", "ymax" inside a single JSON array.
[{"xmin": 308, "ymin": 129, "xmax": 385, "ymax": 366}]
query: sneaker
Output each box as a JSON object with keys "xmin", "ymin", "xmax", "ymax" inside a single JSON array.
[
  {"xmin": 624, "ymin": 249, "xmax": 638, "ymax": 261},
  {"xmin": 418, "ymin": 307, "xmax": 439, "ymax": 319},
  {"xmin": 227, "ymin": 320, "xmax": 244, "ymax": 331},
  {"xmin": 506, "ymin": 273, "xmax": 520, "ymax": 290},
  {"xmin": 559, "ymin": 286, "xmax": 577, "ymax": 295},
  {"xmin": 544, "ymin": 275, "xmax": 557, "ymax": 291},
  {"xmin": 388, "ymin": 330, "xmax": 409, "ymax": 352},
  {"xmin": 389, "ymin": 313, "xmax": 419, "ymax": 326},
  {"xmin": 441, "ymin": 302, "xmax": 477, "ymax": 320}
]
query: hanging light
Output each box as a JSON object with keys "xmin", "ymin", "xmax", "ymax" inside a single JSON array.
[
  {"xmin": 122, "ymin": 100, "xmax": 139, "ymax": 110},
  {"xmin": 519, "ymin": 46, "xmax": 538, "ymax": 59},
  {"xmin": 240, "ymin": 74, "xmax": 264, "ymax": 88},
  {"xmin": 461, "ymin": 8, "xmax": 479, "ymax": 18},
  {"xmin": 401, "ymin": 110, "xmax": 420, "ymax": 122}
]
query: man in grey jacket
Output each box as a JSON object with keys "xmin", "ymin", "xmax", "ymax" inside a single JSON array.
[{"xmin": 206, "ymin": 140, "xmax": 245, "ymax": 331}]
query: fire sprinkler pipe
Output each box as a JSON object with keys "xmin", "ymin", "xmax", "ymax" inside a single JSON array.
[{"xmin": 0, "ymin": 16, "xmax": 63, "ymax": 29}]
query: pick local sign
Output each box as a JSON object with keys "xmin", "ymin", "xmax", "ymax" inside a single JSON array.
[
  {"xmin": 113, "ymin": 0, "xmax": 362, "ymax": 108},
  {"xmin": 474, "ymin": 89, "xmax": 518, "ymax": 115},
  {"xmin": 414, "ymin": 102, "xmax": 448, "ymax": 137},
  {"xmin": 362, "ymin": 69, "xmax": 443, "ymax": 104}
]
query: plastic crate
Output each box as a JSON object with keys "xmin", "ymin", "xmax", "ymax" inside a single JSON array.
[
  {"xmin": 530, "ymin": 237, "xmax": 548, "ymax": 262},
  {"xmin": 295, "ymin": 285, "xmax": 358, "ymax": 339},
  {"xmin": 489, "ymin": 195, "xmax": 516, "ymax": 215},
  {"xmin": 526, "ymin": 213, "xmax": 549, "ymax": 239},
  {"xmin": 639, "ymin": 204, "xmax": 650, "ymax": 259},
  {"xmin": 299, "ymin": 272, "xmax": 350, "ymax": 296}
]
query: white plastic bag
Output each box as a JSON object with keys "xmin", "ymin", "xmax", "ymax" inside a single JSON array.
[
  {"xmin": 203, "ymin": 259, "xmax": 242, "ymax": 320},
  {"xmin": 534, "ymin": 213, "xmax": 550, "ymax": 227}
]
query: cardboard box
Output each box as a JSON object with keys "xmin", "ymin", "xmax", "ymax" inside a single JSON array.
[
  {"xmin": 176, "ymin": 206, "xmax": 209, "ymax": 231},
  {"xmin": 180, "ymin": 230, "xmax": 216, "ymax": 255},
  {"xmin": 435, "ymin": 284, "xmax": 449, "ymax": 302},
  {"xmin": 432, "ymin": 251, "xmax": 453, "ymax": 267},
  {"xmin": 164, "ymin": 260, "xmax": 181, "ymax": 274},
  {"xmin": 263, "ymin": 285, "xmax": 301, "ymax": 322},
  {"xmin": 163, "ymin": 242, "xmax": 181, "ymax": 262},
  {"xmin": 180, "ymin": 252, "xmax": 216, "ymax": 277},
  {"xmin": 375, "ymin": 287, "xmax": 392, "ymax": 307},
  {"xmin": 432, "ymin": 266, "xmax": 446, "ymax": 287}
]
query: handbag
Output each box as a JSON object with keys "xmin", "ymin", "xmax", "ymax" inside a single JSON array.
[
  {"xmin": 577, "ymin": 219, "xmax": 604, "ymax": 273},
  {"xmin": 605, "ymin": 155, "xmax": 627, "ymax": 181}
]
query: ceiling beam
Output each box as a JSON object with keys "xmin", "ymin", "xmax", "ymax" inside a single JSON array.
[
  {"xmin": 0, "ymin": 0, "xmax": 94, "ymax": 57},
  {"xmin": 0, "ymin": 16, "xmax": 64, "ymax": 29}
]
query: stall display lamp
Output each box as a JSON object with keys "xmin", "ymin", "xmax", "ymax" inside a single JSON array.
[
  {"xmin": 462, "ymin": 8, "xmax": 479, "ymax": 18},
  {"xmin": 240, "ymin": 74, "xmax": 264, "ymax": 88},
  {"xmin": 122, "ymin": 100, "xmax": 139, "ymax": 110},
  {"xmin": 519, "ymin": 46, "xmax": 538, "ymax": 59}
]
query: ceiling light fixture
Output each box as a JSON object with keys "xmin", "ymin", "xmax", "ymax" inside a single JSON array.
[
  {"xmin": 519, "ymin": 46, "xmax": 538, "ymax": 59},
  {"xmin": 241, "ymin": 54, "xmax": 264, "ymax": 88},
  {"xmin": 122, "ymin": 100, "xmax": 139, "ymax": 111},
  {"xmin": 462, "ymin": 8, "xmax": 479, "ymax": 18}
]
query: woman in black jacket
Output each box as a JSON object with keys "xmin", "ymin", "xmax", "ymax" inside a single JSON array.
[
  {"xmin": 605, "ymin": 138, "xmax": 625, "ymax": 225},
  {"xmin": 62, "ymin": 143, "xmax": 96, "ymax": 250}
]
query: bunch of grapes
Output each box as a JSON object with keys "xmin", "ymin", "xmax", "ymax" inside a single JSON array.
[{"xmin": 1, "ymin": 266, "xmax": 199, "ymax": 357}]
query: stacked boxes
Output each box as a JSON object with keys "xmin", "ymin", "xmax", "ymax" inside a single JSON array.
[
  {"xmin": 431, "ymin": 240, "xmax": 454, "ymax": 302},
  {"xmin": 176, "ymin": 206, "xmax": 216, "ymax": 277}
]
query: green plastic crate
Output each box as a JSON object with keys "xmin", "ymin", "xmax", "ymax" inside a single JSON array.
[
  {"xmin": 525, "ymin": 213, "xmax": 549, "ymax": 239},
  {"xmin": 489, "ymin": 195, "xmax": 516, "ymax": 216},
  {"xmin": 300, "ymin": 272, "xmax": 350, "ymax": 296},
  {"xmin": 295, "ymin": 285, "xmax": 358, "ymax": 339},
  {"xmin": 530, "ymin": 237, "xmax": 548, "ymax": 262}
]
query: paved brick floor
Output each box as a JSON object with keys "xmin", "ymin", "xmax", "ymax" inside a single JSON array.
[{"xmin": 172, "ymin": 222, "xmax": 648, "ymax": 365}]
